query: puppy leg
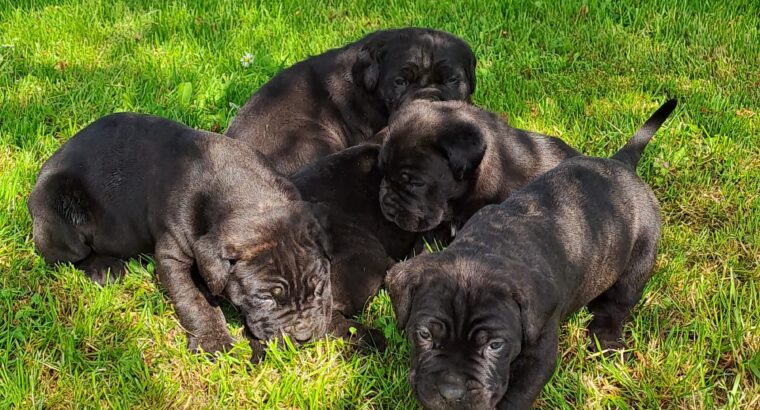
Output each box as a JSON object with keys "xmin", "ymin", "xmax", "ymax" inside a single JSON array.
[
  {"xmin": 155, "ymin": 253, "xmax": 234, "ymax": 355},
  {"xmin": 327, "ymin": 229, "xmax": 389, "ymax": 351},
  {"xmin": 243, "ymin": 327, "xmax": 267, "ymax": 364},
  {"xmin": 587, "ymin": 236, "xmax": 658, "ymax": 350},
  {"xmin": 498, "ymin": 324, "xmax": 560, "ymax": 410},
  {"xmin": 329, "ymin": 314, "xmax": 387, "ymax": 352},
  {"xmin": 76, "ymin": 254, "xmax": 127, "ymax": 285}
]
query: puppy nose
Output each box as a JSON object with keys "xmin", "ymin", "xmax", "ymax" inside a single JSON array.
[
  {"xmin": 437, "ymin": 374, "xmax": 466, "ymax": 402},
  {"xmin": 287, "ymin": 323, "xmax": 315, "ymax": 344}
]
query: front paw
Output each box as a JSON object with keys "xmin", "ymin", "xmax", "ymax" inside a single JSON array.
[
  {"xmin": 243, "ymin": 328, "xmax": 267, "ymax": 364},
  {"xmin": 340, "ymin": 321, "xmax": 387, "ymax": 353},
  {"xmin": 355, "ymin": 326, "xmax": 387, "ymax": 352},
  {"xmin": 249, "ymin": 339, "xmax": 267, "ymax": 364},
  {"xmin": 78, "ymin": 256, "xmax": 126, "ymax": 285},
  {"xmin": 187, "ymin": 331, "xmax": 235, "ymax": 355}
]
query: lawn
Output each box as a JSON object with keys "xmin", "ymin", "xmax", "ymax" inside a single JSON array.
[{"xmin": 0, "ymin": 0, "xmax": 758, "ymax": 408}]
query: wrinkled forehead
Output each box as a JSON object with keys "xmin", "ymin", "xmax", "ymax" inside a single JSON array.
[
  {"xmin": 381, "ymin": 103, "xmax": 473, "ymax": 164},
  {"xmin": 386, "ymin": 34, "xmax": 471, "ymax": 66},
  {"xmin": 380, "ymin": 145, "xmax": 442, "ymax": 176},
  {"xmin": 251, "ymin": 241, "xmax": 328, "ymax": 288},
  {"xmin": 411, "ymin": 273, "xmax": 519, "ymax": 336}
]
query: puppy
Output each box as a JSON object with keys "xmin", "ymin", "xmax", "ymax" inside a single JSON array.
[
  {"xmin": 226, "ymin": 27, "xmax": 477, "ymax": 175},
  {"xmin": 379, "ymin": 100, "xmax": 579, "ymax": 236},
  {"xmin": 28, "ymin": 113, "xmax": 332, "ymax": 360},
  {"xmin": 291, "ymin": 144, "xmax": 418, "ymax": 349},
  {"xmin": 386, "ymin": 100, "xmax": 677, "ymax": 410}
]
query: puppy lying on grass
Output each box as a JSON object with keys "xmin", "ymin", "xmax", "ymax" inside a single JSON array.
[
  {"xmin": 386, "ymin": 100, "xmax": 677, "ymax": 409},
  {"xmin": 227, "ymin": 28, "xmax": 477, "ymax": 176},
  {"xmin": 291, "ymin": 144, "xmax": 419, "ymax": 350},
  {"xmin": 28, "ymin": 113, "xmax": 333, "ymax": 361}
]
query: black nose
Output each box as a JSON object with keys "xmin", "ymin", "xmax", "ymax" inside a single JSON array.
[
  {"xmin": 287, "ymin": 322, "xmax": 316, "ymax": 344},
  {"xmin": 437, "ymin": 374, "xmax": 466, "ymax": 401}
]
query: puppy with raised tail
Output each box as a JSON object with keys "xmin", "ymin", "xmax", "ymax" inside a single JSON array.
[{"xmin": 386, "ymin": 100, "xmax": 677, "ymax": 410}]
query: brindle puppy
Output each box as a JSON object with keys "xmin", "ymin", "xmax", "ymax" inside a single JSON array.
[
  {"xmin": 291, "ymin": 144, "xmax": 418, "ymax": 349},
  {"xmin": 28, "ymin": 113, "xmax": 332, "ymax": 361},
  {"xmin": 226, "ymin": 28, "xmax": 477, "ymax": 176},
  {"xmin": 386, "ymin": 100, "xmax": 677, "ymax": 409},
  {"xmin": 379, "ymin": 100, "xmax": 579, "ymax": 237}
]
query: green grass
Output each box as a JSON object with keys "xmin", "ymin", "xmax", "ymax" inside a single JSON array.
[{"xmin": 1, "ymin": 0, "xmax": 758, "ymax": 408}]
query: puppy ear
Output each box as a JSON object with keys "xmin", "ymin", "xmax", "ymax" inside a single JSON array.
[
  {"xmin": 437, "ymin": 126, "xmax": 486, "ymax": 181},
  {"xmin": 192, "ymin": 233, "xmax": 236, "ymax": 296},
  {"xmin": 466, "ymin": 51, "xmax": 477, "ymax": 95},
  {"xmin": 366, "ymin": 127, "xmax": 389, "ymax": 145},
  {"xmin": 385, "ymin": 261, "xmax": 421, "ymax": 329},
  {"xmin": 512, "ymin": 280, "xmax": 558, "ymax": 345},
  {"xmin": 352, "ymin": 38, "xmax": 385, "ymax": 91},
  {"xmin": 307, "ymin": 201, "xmax": 333, "ymax": 261}
]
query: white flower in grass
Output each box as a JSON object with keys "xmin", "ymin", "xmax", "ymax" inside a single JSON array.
[{"xmin": 240, "ymin": 52, "xmax": 254, "ymax": 68}]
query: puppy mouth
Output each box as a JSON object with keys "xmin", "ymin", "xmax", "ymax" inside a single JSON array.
[{"xmin": 380, "ymin": 197, "xmax": 426, "ymax": 232}]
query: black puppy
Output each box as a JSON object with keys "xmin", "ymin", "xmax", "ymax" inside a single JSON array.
[
  {"xmin": 291, "ymin": 144, "xmax": 418, "ymax": 348},
  {"xmin": 28, "ymin": 113, "xmax": 332, "ymax": 360},
  {"xmin": 226, "ymin": 28, "xmax": 476, "ymax": 175},
  {"xmin": 386, "ymin": 100, "xmax": 677, "ymax": 410},
  {"xmin": 379, "ymin": 100, "xmax": 579, "ymax": 235}
]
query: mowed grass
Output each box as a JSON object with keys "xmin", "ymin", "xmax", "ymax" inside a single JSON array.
[{"xmin": 0, "ymin": 0, "xmax": 758, "ymax": 408}]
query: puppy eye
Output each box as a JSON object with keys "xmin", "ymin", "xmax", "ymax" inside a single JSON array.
[
  {"xmin": 224, "ymin": 259, "xmax": 238, "ymax": 271},
  {"xmin": 446, "ymin": 76, "xmax": 459, "ymax": 85},
  {"xmin": 271, "ymin": 286, "xmax": 284, "ymax": 298},
  {"xmin": 394, "ymin": 77, "xmax": 409, "ymax": 87},
  {"xmin": 416, "ymin": 327, "xmax": 432, "ymax": 341},
  {"xmin": 487, "ymin": 340, "xmax": 505, "ymax": 352}
]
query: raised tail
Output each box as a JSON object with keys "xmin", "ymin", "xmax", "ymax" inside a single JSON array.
[{"xmin": 612, "ymin": 99, "xmax": 677, "ymax": 169}]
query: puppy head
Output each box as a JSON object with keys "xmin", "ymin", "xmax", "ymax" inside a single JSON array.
[
  {"xmin": 193, "ymin": 201, "xmax": 333, "ymax": 344},
  {"xmin": 379, "ymin": 101, "xmax": 486, "ymax": 232},
  {"xmin": 386, "ymin": 256, "xmax": 556, "ymax": 409},
  {"xmin": 352, "ymin": 28, "xmax": 476, "ymax": 113}
]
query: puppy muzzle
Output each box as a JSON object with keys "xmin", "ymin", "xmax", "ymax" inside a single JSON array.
[{"xmin": 395, "ymin": 87, "xmax": 446, "ymax": 109}]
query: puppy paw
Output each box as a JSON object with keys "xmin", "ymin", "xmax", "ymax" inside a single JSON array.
[
  {"xmin": 243, "ymin": 328, "xmax": 267, "ymax": 364},
  {"xmin": 588, "ymin": 336, "xmax": 625, "ymax": 354},
  {"xmin": 346, "ymin": 323, "xmax": 387, "ymax": 353},
  {"xmin": 77, "ymin": 255, "xmax": 126, "ymax": 285},
  {"xmin": 329, "ymin": 317, "xmax": 386, "ymax": 353},
  {"xmin": 357, "ymin": 326, "xmax": 388, "ymax": 353},
  {"xmin": 187, "ymin": 332, "xmax": 235, "ymax": 355},
  {"xmin": 249, "ymin": 339, "xmax": 267, "ymax": 364}
]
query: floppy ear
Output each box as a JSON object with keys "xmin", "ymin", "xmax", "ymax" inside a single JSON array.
[
  {"xmin": 512, "ymin": 279, "xmax": 559, "ymax": 345},
  {"xmin": 465, "ymin": 49, "xmax": 477, "ymax": 95},
  {"xmin": 192, "ymin": 233, "xmax": 237, "ymax": 296},
  {"xmin": 366, "ymin": 127, "xmax": 389, "ymax": 145},
  {"xmin": 352, "ymin": 37, "xmax": 385, "ymax": 91},
  {"xmin": 436, "ymin": 126, "xmax": 486, "ymax": 181},
  {"xmin": 307, "ymin": 201, "xmax": 333, "ymax": 261},
  {"xmin": 385, "ymin": 261, "xmax": 421, "ymax": 329}
]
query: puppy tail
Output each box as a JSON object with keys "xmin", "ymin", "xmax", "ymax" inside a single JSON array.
[{"xmin": 612, "ymin": 99, "xmax": 677, "ymax": 169}]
